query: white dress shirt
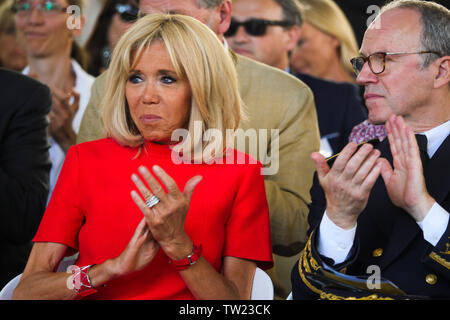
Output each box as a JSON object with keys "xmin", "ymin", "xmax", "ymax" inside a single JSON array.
[
  {"xmin": 23, "ymin": 60, "xmax": 95, "ymax": 203},
  {"xmin": 318, "ymin": 120, "xmax": 450, "ymax": 264}
]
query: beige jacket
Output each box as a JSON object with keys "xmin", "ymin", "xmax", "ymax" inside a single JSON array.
[{"xmin": 77, "ymin": 53, "xmax": 320, "ymax": 256}]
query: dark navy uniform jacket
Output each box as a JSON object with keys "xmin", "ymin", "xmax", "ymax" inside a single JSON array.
[{"xmin": 291, "ymin": 135, "xmax": 450, "ymax": 299}]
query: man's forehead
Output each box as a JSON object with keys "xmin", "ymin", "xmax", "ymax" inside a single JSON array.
[
  {"xmin": 232, "ymin": 0, "xmax": 282, "ymax": 17},
  {"xmin": 139, "ymin": 0, "xmax": 200, "ymax": 14},
  {"xmin": 361, "ymin": 8, "xmax": 422, "ymax": 54}
]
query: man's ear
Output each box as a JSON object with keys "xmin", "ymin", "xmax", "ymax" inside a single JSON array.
[
  {"xmin": 286, "ymin": 25, "xmax": 301, "ymax": 52},
  {"xmin": 217, "ymin": 0, "xmax": 232, "ymax": 38},
  {"xmin": 433, "ymin": 56, "xmax": 450, "ymax": 89}
]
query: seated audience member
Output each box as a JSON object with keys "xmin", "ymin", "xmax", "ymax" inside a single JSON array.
[
  {"xmin": 0, "ymin": 68, "xmax": 51, "ymax": 289},
  {"xmin": 13, "ymin": 13, "xmax": 273, "ymax": 300},
  {"xmin": 77, "ymin": 0, "xmax": 321, "ymax": 260},
  {"xmin": 85, "ymin": 0, "xmax": 138, "ymax": 76},
  {"xmin": 226, "ymin": 0, "xmax": 366, "ymax": 298},
  {"xmin": 290, "ymin": 0, "xmax": 359, "ymax": 84},
  {"xmin": 226, "ymin": 0, "xmax": 366, "ymax": 156},
  {"xmin": 292, "ymin": 0, "xmax": 386, "ymax": 146},
  {"xmin": 13, "ymin": 0, "xmax": 94, "ymax": 202},
  {"xmin": 292, "ymin": 0, "xmax": 450, "ymax": 299},
  {"xmin": 0, "ymin": 0, "xmax": 27, "ymax": 71}
]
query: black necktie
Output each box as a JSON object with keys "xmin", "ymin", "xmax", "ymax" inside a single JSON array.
[{"xmin": 415, "ymin": 134, "xmax": 429, "ymax": 167}]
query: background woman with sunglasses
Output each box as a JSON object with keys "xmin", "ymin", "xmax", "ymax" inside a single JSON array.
[
  {"xmin": 290, "ymin": 0, "xmax": 359, "ymax": 84},
  {"xmin": 85, "ymin": 0, "xmax": 138, "ymax": 76},
  {"xmin": 13, "ymin": 0, "xmax": 95, "ymax": 203}
]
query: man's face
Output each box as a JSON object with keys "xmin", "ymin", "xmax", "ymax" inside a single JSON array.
[
  {"xmin": 139, "ymin": 0, "xmax": 221, "ymax": 34},
  {"xmin": 358, "ymin": 8, "xmax": 435, "ymax": 125},
  {"xmin": 225, "ymin": 0, "xmax": 295, "ymax": 70}
]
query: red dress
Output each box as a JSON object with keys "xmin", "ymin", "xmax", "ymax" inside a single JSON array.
[{"xmin": 33, "ymin": 138, "xmax": 273, "ymax": 299}]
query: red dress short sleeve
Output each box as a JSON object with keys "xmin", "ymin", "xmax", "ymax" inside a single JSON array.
[
  {"xmin": 34, "ymin": 147, "xmax": 84, "ymax": 251},
  {"xmin": 224, "ymin": 161, "xmax": 273, "ymax": 269}
]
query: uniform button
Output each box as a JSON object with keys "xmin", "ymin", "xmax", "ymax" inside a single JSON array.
[
  {"xmin": 426, "ymin": 274, "xmax": 437, "ymax": 285},
  {"xmin": 372, "ymin": 248, "xmax": 383, "ymax": 257}
]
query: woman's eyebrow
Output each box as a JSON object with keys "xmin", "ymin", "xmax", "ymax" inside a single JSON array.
[{"xmin": 158, "ymin": 69, "xmax": 177, "ymax": 74}]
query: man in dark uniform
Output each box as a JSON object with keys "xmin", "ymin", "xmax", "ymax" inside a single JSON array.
[{"xmin": 292, "ymin": 0, "xmax": 450, "ymax": 299}]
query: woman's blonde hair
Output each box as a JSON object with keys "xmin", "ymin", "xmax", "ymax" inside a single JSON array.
[
  {"xmin": 102, "ymin": 13, "xmax": 244, "ymax": 162},
  {"xmin": 298, "ymin": 0, "xmax": 359, "ymax": 77}
]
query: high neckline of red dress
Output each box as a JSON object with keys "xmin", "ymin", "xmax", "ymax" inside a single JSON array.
[
  {"xmin": 141, "ymin": 140, "xmax": 185, "ymax": 159},
  {"xmin": 144, "ymin": 140, "xmax": 174, "ymax": 152}
]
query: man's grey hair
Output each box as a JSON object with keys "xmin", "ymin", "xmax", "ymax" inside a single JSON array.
[
  {"xmin": 196, "ymin": 0, "xmax": 224, "ymax": 8},
  {"xmin": 198, "ymin": 0, "xmax": 304, "ymax": 27},
  {"xmin": 136, "ymin": 0, "xmax": 303, "ymax": 25},
  {"xmin": 136, "ymin": 0, "xmax": 223, "ymax": 9},
  {"xmin": 275, "ymin": 0, "xmax": 303, "ymax": 27},
  {"xmin": 380, "ymin": 0, "xmax": 450, "ymax": 67}
]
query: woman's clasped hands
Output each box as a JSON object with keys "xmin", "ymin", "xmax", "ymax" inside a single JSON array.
[{"xmin": 109, "ymin": 165, "xmax": 203, "ymax": 277}]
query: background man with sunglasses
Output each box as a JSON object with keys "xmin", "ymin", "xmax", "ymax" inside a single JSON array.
[
  {"xmin": 225, "ymin": 0, "xmax": 367, "ymax": 297},
  {"xmin": 226, "ymin": 0, "xmax": 367, "ymax": 160},
  {"xmin": 77, "ymin": 0, "xmax": 321, "ymax": 296},
  {"xmin": 291, "ymin": 0, "xmax": 450, "ymax": 299},
  {"xmin": 225, "ymin": 0, "xmax": 297, "ymax": 70}
]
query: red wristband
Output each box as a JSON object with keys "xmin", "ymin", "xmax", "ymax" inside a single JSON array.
[{"xmin": 169, "ymin": 244, "xmax": 202, "ymax": 271}]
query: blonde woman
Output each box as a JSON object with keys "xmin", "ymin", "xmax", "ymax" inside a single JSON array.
[
  {"xmin": 290, "ymin": 0, "xmax": 359, "ymax": 83},
  {"xmin": 13, "ymin": 13, "xmax": 273, "ymax": 300}
]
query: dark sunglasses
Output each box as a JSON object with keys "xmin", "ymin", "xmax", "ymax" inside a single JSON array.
[
  {"xmin": 225, "ymin": 18, "xmax": 294, "ymax": 37},
  {"xmin": 115, "ymin": 3, "xmax": 138, "ymax": 22}
]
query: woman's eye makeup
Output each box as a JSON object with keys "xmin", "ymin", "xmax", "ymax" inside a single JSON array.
[
  {"xmin": 128, "ymin": 73, "xmax": 142, "ymax": 83},
  {"xmin": 127, "ymin": 71, "xmax": 178, "ymax": 84},
  {"xmin": 161, "ymin": 75, "xmax": 176, "ymax": 84}
]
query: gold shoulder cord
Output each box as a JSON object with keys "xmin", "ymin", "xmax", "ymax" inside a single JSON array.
[
  {"xmin": 297, "ymin": 232, "xmax": 393, "ymax": 300},
  {"xmin": 429, "ymin": 252, "xmax": 450, "ymax": 270}
]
